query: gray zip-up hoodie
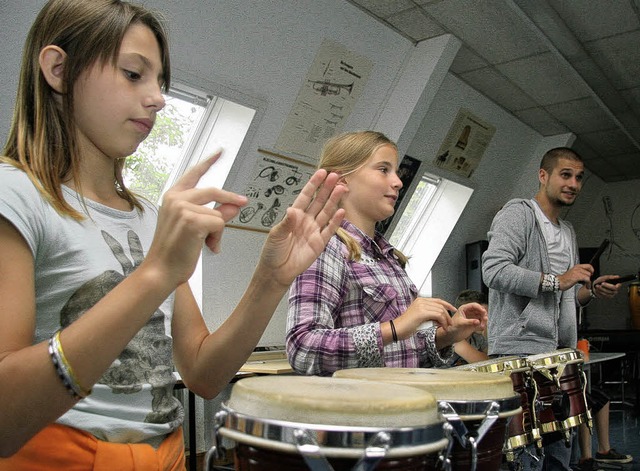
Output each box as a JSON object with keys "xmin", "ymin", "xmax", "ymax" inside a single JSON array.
[{"xmin": 482, "ymin": 198, "xmax": 579, "ymax": 356}]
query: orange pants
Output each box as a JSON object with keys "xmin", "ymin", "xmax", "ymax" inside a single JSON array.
[{"xmin": 0, "ymin": 423, "xmax": 186, "ymax": 470}]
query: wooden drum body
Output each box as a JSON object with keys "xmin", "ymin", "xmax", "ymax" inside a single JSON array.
[
  {"xmin": 334, "ymin": 368, "xmax": 521, "ymax": 471},
  {"xmin": 206, "ymin": 375, "xmax": 448, "ymax": 471},
  {"xmin": 456, "ymin": 356, "xmax": 539, "ymax": 460},
  {"xmin": 527, "ymin": 349, "xmax": 592, "ymax": 441}
]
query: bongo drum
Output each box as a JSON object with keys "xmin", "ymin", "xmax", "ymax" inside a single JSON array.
[
  {"xmin": 526, "ymin": 349, "xmax": 592, "ymax": 442},
  {"xmin": 456, "ymin": 356, "xmax": 540, "ymax": 461},
  {"xmin": 334, "ymin": 368, "xmax": 521, "ymax": 471},
  {"xmin": 205, "ymin": 375, "xmax": 449, "ymax": 471}
]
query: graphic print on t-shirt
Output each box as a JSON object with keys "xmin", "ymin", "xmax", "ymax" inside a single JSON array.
[{"xmin": 60, "ymin": 230, "xmax": 179, "ymax": 425}]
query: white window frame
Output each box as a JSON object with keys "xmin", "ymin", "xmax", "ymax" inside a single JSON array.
[
  {"xmin": 390, "ymin": 173, "xmax": 474, "ymax": 296},
  {"xmin": 157, "ymin": 81, "xmax": 260, "ymax": 308}
]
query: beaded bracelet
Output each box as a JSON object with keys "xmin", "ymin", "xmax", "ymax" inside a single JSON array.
[
  {"xmin": 49, "ymin": 331, "xmax": 91, "ymax": 399},
  {"xmin": 541, "ymin": 273, "xmax": 560, "ymax": 293}
]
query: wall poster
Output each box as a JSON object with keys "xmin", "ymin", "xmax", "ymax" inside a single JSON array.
[
  {"xmin": 275, "ymin": 39, "xmax": 373, "ymax": 159},
  {"xmin": 228, "ymin": 150, "xmax": 315, "ymax": 233},
  {"xmin": 433, "ymin": 108, "xmax": 496, "ymax": 178}
]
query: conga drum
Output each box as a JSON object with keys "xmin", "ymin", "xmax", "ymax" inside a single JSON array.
[
  {"xmin": 456, "ymin": 356, "xmax": 539, "ymax": 461},
  {"xmin": 526, "ymin": 349, "xmax": 591, "ymax": 442},
  {"xmin": 630, "ymin": 281, "xmax": 640, "ymax": 329},
  {"xmin": 334, "ymin": 368, "xmax": 521, "ymax": 471},
  {"xmin": 205, "ymin": 375, "xmax": 449, "ymax": 471}
]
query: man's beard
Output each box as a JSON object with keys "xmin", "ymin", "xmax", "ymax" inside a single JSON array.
[{"xmin": 551, "ymin": 193, "xmax": 577, "ymax": 207}]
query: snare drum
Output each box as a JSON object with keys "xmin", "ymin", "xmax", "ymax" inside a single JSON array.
[
  {"xmin": 334, "ymin": 368, "xmax": 521, "ymax": 471},
  {"xmin": 456, "ymin": 356, "xmax": 539, "ymax": 461},
  {"xmin": 206, "ymin": 375, "xmax": 448, "ymax": 470},
  {"xmin": 527, "ymin": 349, "xmax": 592, "ymax": 441}
]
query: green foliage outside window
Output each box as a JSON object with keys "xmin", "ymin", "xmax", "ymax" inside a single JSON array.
[{"xmin": 124, "ymin": 100, "xmax": 200, "ymax": 203}]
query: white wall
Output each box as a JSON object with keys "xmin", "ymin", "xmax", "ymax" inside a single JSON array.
[
  {"xmin": 567, "ymin": 179, "xmax": 640, "ymax": 330},
  {"xmin": 404, "ymin": 73, "xmax": 543, "ymax": 302}
]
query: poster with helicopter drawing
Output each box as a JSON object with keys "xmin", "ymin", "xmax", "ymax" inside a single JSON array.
[
  {"xmin": 228, "ymin": 150, "xmax": 316, "ymax": 233},
  {"xmin": 433, "ymin": 108, "xmax": 496, "ymax": 178},
  {"xmin": 275, "ymin": 38, "xmax": 373, "ymax": 159}
]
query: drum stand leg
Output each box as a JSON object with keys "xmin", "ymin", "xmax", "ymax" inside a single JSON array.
[
  {"xmin": 293, "ymin": 428, "xmax": 391, "ymax": 471},
  {"xmin": 438, "ymin": 401, "xmax": 500, "ymax": 471}
]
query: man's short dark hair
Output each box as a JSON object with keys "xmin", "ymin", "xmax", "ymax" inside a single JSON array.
[
  {"xmin": 540, "ymin": 147, "xmax": 583, "ymax": 174},
  {"xmin": 455, "ymin": 289, "xmax": 488, "ymax": 308}
]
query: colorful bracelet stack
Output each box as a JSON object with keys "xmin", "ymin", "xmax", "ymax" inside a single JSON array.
[
  {"xmin": 48, "ymin": 330, "xmax": 92, "ymax": 400},
  {"xmin": 541, "ymin": 273, "xmax": 560, "ymax": 293}
]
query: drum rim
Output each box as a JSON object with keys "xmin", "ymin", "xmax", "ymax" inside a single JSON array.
[
  {"xmin": 437, "ymin": 395, "xmax": 522, "ymax": 420},
  {"xmin": 527, "ymin": 349, "xmax": 583, "ymax": 367},
  {"xmin": 218, "ymin": 404, "xmax": 448, "ymax": 454},
  {"xmin": 464, "ymin": 357, "xmax": 530, "ymax": 373},
  {"xmin": 219, "ymin": 428, "xmax": 450, "ymax": 459}
]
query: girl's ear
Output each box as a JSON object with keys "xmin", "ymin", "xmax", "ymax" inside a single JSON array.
[{"xmin": 39, "ymin": 45, "xmax": 67, "ymax": 94}]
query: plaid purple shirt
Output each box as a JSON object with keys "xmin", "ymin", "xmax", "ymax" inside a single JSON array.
[{"xmin": 286, "ymin": 220, "xmax": 452, "ymax": 376}]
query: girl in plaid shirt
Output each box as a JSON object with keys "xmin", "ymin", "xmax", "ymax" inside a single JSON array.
[{"xmin": 286, "ymin": 131, "xmax": 487, "ymax": 376}]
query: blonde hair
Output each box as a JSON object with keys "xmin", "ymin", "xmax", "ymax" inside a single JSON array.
[
  {"xmin": 318, "ymin": 131, "xmax": 408, "ymax": 267},
  {"xmin": 2, "ymin": 0, "xmax": 171, "ymax": 220}
]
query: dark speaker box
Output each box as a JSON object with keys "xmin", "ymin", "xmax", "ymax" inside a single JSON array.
[{"xmin": 466, "ymin": 240, "xmax": 489, "ymax": 294}]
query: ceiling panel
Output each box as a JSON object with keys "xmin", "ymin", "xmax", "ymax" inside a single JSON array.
[
  {"xmin": 545, "ymin": 97, "xmax": 619, "ymax": 134},
  {"xmin": 512, "ymin": 107, "xmax": 568, "ymax": 136},
  {"xmin": 547, "ymin": 0, "xmax": 640, "ymax": 41},
  {"xmin": 584, "ymin": 31, "xmax": 640, "ymax": 90},
  {"xmin": 459, "ymin": 67, "xmax": 538, "ymax": 111},
  {"xmin": 386, "ymin": 7, "xmax": 446, "ymax": 40},
  {"xmin": 496, "ymin": 53, "xmax": 592, "ymax": 106},
  {"xmin": 449, "ymin": 46, "xmax": 488, "ymax": 74},
  {"xmin": 345, "ymin": 0, "xmax": 640, "ymax": 182}
]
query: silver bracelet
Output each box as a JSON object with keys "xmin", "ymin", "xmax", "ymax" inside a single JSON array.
[
  {"xmin": 49, "ymin": 331, "xmax": 91, "ymax": 399},
  {"xmin": 541, "ymin": 273, "xmax": 559, "ymax": 293}
]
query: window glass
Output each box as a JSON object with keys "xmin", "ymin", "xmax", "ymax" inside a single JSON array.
[
  {"xmin": 124, "ymin": 90, "xmax": 208, "ymax": 204},
  {"xmin": 123, "ymin": 83, "xmax": 257, "ymax": 307},
  {"xmin": 390, "ymin": 173, "xmax": 473, "ymax": 295}
]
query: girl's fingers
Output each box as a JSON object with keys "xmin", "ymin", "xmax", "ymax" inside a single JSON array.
[{"xmin": 171, "ymin": 152, "xmax": 221, "ymax": 192}]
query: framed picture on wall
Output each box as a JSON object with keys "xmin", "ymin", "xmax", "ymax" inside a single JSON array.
[
  {"xmin": 228, "ymin": 149, "xmax": 316, "ymax": 233},
  {"xmin": 377, "ymin": 154, "xmax": 422, "ymax": 234}
]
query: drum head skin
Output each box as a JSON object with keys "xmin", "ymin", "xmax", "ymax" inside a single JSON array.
[
  {"xmin": 227, "ymin": 375, "xmax": 440, "ymax": 427},
  {"xmin": 334, "ymin": 367, "xmax": 516, "ymax": 401}
]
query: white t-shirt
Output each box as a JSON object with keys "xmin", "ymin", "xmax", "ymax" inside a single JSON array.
[
  {"xmin": 532, "ymin": 199, "xmax": 578, "ymax": 348},
  {"xmin": 0, "ymin": 163, "xmax": 182, "ymax": 445}
]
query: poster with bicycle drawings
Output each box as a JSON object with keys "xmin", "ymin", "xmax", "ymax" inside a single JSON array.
[
  {"xmin": 275, "ymin": 39, "xmax": 373, "ymax": 159},
  {"xmin": 228, "ymin": 150, "xmax": 315, "ymax": 233}
]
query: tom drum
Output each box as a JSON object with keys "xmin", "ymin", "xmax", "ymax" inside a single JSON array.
[
  {"xmin": 206, "ymin": 375, "xmax": 449, "ymax": 471},
  {"xmin": 334, "ymin": 368, "xmax": 521, "ymax": 471},
  {"xmin": 456, "ymin": 356, "xmax": 540, "ymax": 461},
  {"xmin": 526, "ymin": 348, "xmax": 591, "ymax": 442}
]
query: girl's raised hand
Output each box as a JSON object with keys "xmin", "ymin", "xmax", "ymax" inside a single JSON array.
[
  {"xmin": 144, "ymin": 152, "xmax": 248, "ymax": 285},
  {"xmin": 257, "ymin": 169, "xmax": 346, "ymax": 287},
  {"xmin": 446, "ymin": 302, "xmax": 487, "ymax": 343}
]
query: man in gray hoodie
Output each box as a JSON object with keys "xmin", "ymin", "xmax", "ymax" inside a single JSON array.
[{"xmin": 482, "ymin": 147, "xmax": 621, "ymax": 471}]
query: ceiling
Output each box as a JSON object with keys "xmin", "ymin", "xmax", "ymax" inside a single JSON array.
[{"xmin": 346, "ymin": 0, "xmax": 640, "ymax": 182}]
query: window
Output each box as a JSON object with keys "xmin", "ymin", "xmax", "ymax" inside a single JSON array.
[
  {"xmin": 390, "ymin": 173, "xmax": 474, "ymax": 296},
  {"xmin": 124, "ymin": 83, "xmax": 257, "ymax": 306}
]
